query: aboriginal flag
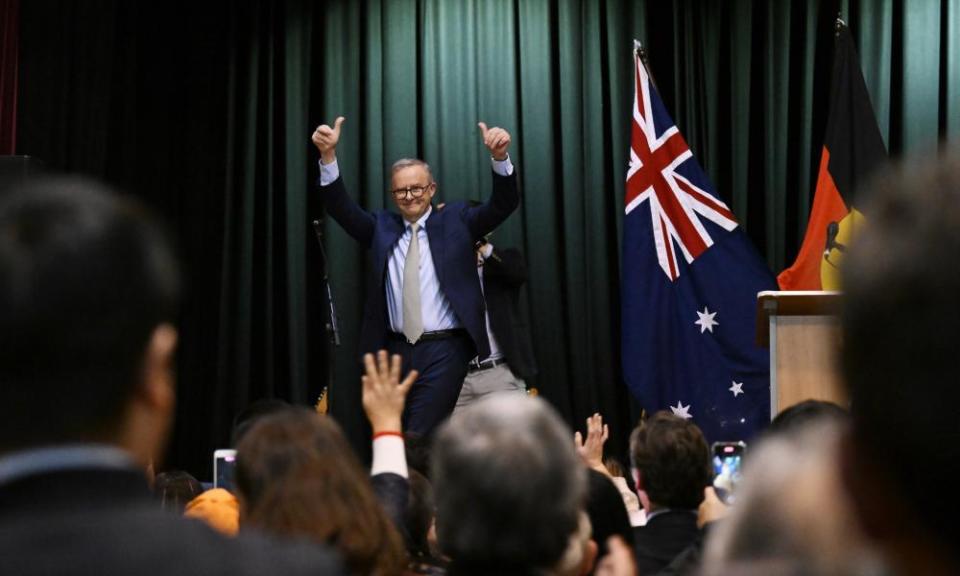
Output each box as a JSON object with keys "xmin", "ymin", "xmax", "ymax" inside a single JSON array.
[{"xmin": 777, "ymin": 22, "xmax": 887, "ymax": 290}]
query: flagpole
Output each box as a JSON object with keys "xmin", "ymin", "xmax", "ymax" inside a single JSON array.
[{"xmin": 633, "ymin": 39, "xmax": 660, "ymax": 92}]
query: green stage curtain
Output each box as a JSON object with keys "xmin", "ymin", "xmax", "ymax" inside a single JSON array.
[{"xmin": 16, "ymin": 0, "xmax": 960, "ymax": 475}]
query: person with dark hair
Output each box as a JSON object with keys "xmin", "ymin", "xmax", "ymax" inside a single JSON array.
[
  {"xmin": 766, "ymin": 399, "xmax": 847, "ymax": 436},
  {"xmin": 155, "ymin": 470, "xmax": 204, "ymax": 514},
  {"xmin": 838, "ymin": 154, "xmax": 960, "ymax": 575},
  {"xmin": 576, "ymin": 413, "xmax": 644, "ymax": 527},
  {"xmin": 235, "ymin": 350, "xmax": 418, "ymax": 576},
  {"xmin": 454, "ymin": 221, "xmax": 536, "ymax": 411},
  {"xmin": 405, "ymin": 469, "xmax": 446, "ymax": 575},
  {"xmin": 629, "ymin": 411, "xmax": 712, "ymax": 574},
  {"xmin": 431, "ymin": 395, "xmax": 597, "ymax": 576},
  {"xmin": 311, "ymin": 118, "xmax": 520, "ymax": 436},
  {"xmin": 585, "ymin": 469, "xmax": 635, "ymax": 559},
  {"xmin": 235, "ymin": 408, "xmax": 407, "ymax": 576},
  {"xmin": 0, "ymin": 177, "xmax": 342, "ymax": 575}
]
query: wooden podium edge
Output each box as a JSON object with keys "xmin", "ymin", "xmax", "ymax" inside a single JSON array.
[{"xmin": 756, "ymin": 291, "xmax": 842, "ymax": 347}]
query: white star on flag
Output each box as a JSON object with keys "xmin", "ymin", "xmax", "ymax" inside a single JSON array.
[
  {"xmin": 695, "ymin": 307, "xmax": 718, "ymax": 333},
  {"xmin": 729, "ymin": 381, "xmax": 744, "ymax": 397},
  {"xmin": 670, "ymin": 401, "xmax": 692, "ymax": 420}
]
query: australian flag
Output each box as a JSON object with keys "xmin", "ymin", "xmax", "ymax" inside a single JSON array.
[{"xmin": 622, "ymin": 43, "xmax": 776, "ymax": 442}]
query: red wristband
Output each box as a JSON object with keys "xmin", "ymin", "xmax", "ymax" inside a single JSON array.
[{"xmin": 372, "ymin": 430, "xmax": 404, "ymax": 440}]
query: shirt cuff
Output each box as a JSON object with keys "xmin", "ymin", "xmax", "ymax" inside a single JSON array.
[
  {"xmin": 491, "ymin": 154, "xmax": 514, "ymax": 177},
  {"xmin": 371, "ymin": 435, "xmax": 407, "ymax": 478},
  {"xmin": 319, "ymin": 158, "xmax": 340, "ymax": 186},
  {"xmin": 479, "ymin": 243, "xmax": 494, "ymax": 260}
]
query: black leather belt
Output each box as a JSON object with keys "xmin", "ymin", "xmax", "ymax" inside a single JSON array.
[
  {"xmin": 468, "ymin": 357, "xmax": 508, "ymax": 373},
  {"xmin": 389, "ymin": 328, "xmax": 468, "ymax": 344}
]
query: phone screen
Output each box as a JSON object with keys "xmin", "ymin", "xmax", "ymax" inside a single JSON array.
[
  {"xmin": 213, "ymin": 449, "xmax": 237, "ymax": 492},
  {"xmin": 711, "ymin": 441, "xmax": 745, "ymax": 504}
]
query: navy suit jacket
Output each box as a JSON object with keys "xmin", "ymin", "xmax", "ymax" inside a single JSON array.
[
  {"xmin": 319, "ymin": 170, "xmax": 520, "ymax": 360},
  {"xmin": 481, "ymin": 246, "xmax": 537, "ymax": 381}
]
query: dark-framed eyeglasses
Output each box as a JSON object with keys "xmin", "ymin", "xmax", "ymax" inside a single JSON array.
[{"xmin": 390, "ymin": 184, "xmax": 431, "ymax": 199}]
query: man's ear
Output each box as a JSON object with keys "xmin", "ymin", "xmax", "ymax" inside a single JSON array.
[{"xmin": 140, "ymin": 323, "xmax": 178, "ymax": 411}]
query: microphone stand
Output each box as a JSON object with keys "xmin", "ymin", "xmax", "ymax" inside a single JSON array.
[{"xmin": 312, "ymin": 219, "xmax": 341, "ymax": 413}]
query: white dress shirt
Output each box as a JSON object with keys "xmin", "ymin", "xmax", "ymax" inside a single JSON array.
[
  {"xmin": 477, "ymin": 243, "xmax": 504, "ymax": 360},
  {"xmin": 319, "ymin": 155, "xmax": 515, "ymax": 335}
]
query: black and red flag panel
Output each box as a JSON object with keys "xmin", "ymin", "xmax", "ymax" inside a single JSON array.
[{"xmin": 778, "ymin": 21, "xmax": 887, "ymax": 290}]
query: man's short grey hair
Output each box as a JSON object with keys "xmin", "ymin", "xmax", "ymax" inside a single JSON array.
[
  {"xmin": 431, "ymin": 395, "xmax": 587, "ymax": 572},
  {"xmin": 390, "ymin": 158, "xmax": 434, "ymax": 183}
]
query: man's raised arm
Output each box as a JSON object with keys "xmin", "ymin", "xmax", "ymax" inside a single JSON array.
[
  {"xmin": 312, "ymin": 117, "xmax": 376, "ymax": 247},
  {"xmin": 465, "ymin": 121, "xmax": 520, "ymax": 240}
]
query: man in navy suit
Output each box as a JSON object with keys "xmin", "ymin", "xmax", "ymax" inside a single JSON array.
[{"xmin": 312, "ymin": 117, "xmax": 519, "ymax": 436}]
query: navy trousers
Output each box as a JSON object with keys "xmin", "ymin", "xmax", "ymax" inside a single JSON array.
[{"xmin": 387, "ymin": 332, "xmax": 475, "ymax": 437}]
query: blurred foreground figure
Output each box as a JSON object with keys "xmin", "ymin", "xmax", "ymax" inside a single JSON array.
[
  {"xmin": 0, "ymin": 178, "xmax": 341, "ymax": 575},
  {"xmin": 839, "ymin": 153, "xmax": 960, "ymax": 575},
  {"xmin": 702, "ymin": 421, "xmax": 884, "ymax": 575},
  {"xmin": 431, "ymin": 396, "xmax": 596, "ymax": 576}
]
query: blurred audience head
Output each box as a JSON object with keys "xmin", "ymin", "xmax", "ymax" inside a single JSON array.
[
  {"xmin": 155, "ymin": 470, "xmax": 203, "ymax": 513},
  {"xmin": 405, "ymin": 469, "xmax": 443, "ymax": 567},
  {"xmin": 702, "ymin": 421, "xmax": 882, "ymax": 576},
  {"xmin": 234, "ymin": 407, "xmax": 405, "ymax": 576},
  {"xmin": 629, "ymin": 411, "xmax": 711, "ymax": 511},
  {"xmin": 431, "ymin": 395, "xmax": 590, "ymax": 575},
  {"xmin": 0, "ymin": 177, "xmax": 179, "ymax": 465},
  {"xmin": 767, "ymin": 400, "xmax": 848, "ymax": 436},
  {"xmin": 585, "ymin": 468, "xmax": 633, "ymax": 558},
  {"xmin": 840, "ymin": 154, "xmax": 960, "ymax": 574}
]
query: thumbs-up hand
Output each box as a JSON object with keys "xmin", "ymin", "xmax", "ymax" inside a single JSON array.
[
  {"xmin": 312, "ymin": 116, "xmax": 345, "ymax": 164},
  {"xmin": 478, "ymin": 121, "xmax": 511, "ymax": 161}
]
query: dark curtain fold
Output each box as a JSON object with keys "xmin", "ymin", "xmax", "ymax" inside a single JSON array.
[
  {"xmin": 15, "ymin": 0, "xmax": 960, "ymax": 478},
  {"xmin": 0, "ymin": 0, "xmax": 18, "ymax": 154}
]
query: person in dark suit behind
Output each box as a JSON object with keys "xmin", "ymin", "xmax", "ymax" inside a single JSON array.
[
  {"xmin": 629, "ymin": 412, "xmax": 712, "ymax": 575},
  {"xmin": 454, "ymin": 235, "xmax": 537, "ymax": 412},
  {"xmin": 311, "ymin": 117, "xmax": 520, "ymax": 436},
  {"xmin": 0, "ymin": 177, "xmax": 342, "ymax": 576}
]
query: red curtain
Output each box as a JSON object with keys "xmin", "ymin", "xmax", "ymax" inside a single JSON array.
[{"xmin": 0, "ymin": 0, "xmax": 19, "ymax": 154}]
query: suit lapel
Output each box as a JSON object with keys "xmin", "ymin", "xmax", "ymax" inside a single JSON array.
[
  {"xmin": 377, "ymin": 213, "xmax": 405, "ymax": 284},
  {"xmin": 425, "ymin": 206, "xmax": 445, "ymax": 283}
]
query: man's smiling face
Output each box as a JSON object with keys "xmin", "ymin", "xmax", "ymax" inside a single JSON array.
[{"xmin": 391, "ymin": 165, "xmax": 436, "ymax": 223}]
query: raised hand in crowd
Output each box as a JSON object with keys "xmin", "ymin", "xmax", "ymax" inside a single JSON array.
[
  {"xmin": 477, "ymin": 121, "xmax": 511, "ymax": 160},
  {"xmin": 311, "ymin": 116, "xmax": 345, "ymax": 164},
  {"xmin": 698, "ymin": 486, "xmax": 729, "ymax": 529},
  {"xmin": 361, "ymin": 350, "xmax": 418, "ymax": 435},
  {"xmin": 575, "ymin": 413, "xmax": 611, "ymax": 475}
]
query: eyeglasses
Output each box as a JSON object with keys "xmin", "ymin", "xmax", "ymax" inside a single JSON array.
[{"xmin": 390, "ymin": 184, "xmax": 431, "ymax": 199}]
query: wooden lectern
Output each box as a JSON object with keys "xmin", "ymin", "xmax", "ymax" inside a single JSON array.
[{"xmin": 756, "ymin": 291, "xmax": 848, "ymax": 418}]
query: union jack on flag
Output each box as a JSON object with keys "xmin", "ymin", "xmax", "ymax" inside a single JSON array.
[
  {"xmin": 626, "ymin": 50, "xmax": 738, "ymax": 281},
  {"xmin": 621, "ymin": 42, "xmax": 777, "ymax": 441}
]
